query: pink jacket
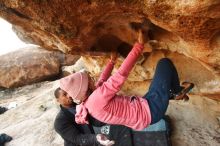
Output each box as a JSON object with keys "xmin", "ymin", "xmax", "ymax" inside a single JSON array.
[{"xmin": 76, "ymin": 43, "xmax": 151, "ymax": 130}]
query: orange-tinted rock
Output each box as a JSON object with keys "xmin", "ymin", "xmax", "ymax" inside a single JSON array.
[
  {"xmin": 0, "ymin": 0, "xmax": 220, "ymax": 97},
  {"xmin": 79, "ymin": 50, "xmax": 220, "ymax": 95},
  {"xmin": 0, "ymin": 0, "xmax": 219, "ymax": 55},
  {"xmin": 0, "ymin": 47, "xmax": 60, "ymax": 88}
]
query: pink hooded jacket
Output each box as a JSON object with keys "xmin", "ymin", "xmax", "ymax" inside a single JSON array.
[
  {"xmin": 74, "ymin": 43, "xmax": 151, "ymax": 130},
  {"xmin": 61, "ymin": 43, "xmax": 151, "ymax": 130}
]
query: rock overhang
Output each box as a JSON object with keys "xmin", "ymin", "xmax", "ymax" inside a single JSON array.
[{"xmin": 0, "ymin": 0, "xmax": 220, "ymax": 98}]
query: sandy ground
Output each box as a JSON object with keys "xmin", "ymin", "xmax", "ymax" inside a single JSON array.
[
  {"xmin": 0, "ymin": 81, "xmax": 63, "ymax": 146},
  {"xmin": 0, "ymin": 81, "xmax": 220, "ymax": 146},
  {"xmin": 167, "ymin": 96, "xmax": 220, "ymax": 146}
]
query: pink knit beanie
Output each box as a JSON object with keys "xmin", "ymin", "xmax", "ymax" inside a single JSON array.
[{"xmin": 60, "ymin": 72, "xmax": 89, "ymax": 100}]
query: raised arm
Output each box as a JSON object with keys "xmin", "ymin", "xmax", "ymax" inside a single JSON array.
[
  {"xmin": 118, "ymin": 29, "xmax": 144, "ymax": 77},
  {"xmin": 117, "ymin": 42, "xmax": 143, "ymax": 77},
  {"xmin": 89, "ymin": 30, "xmax": 147, "ymax": 106},
  {"xmin": 95, "ymin": 60, "xmax": 115, "ymax": 88},
  {"xmin": 91, "ymin": 42, "xmax": 144, "ymax": 106},
  {"xmin": 95, "ymin": 52, "xmax": 118, "ymax": 88}
]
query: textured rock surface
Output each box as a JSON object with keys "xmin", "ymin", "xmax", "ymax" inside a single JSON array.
[
  {"xmin": 0, "ymin": 47, "xmax": 80, "ymax": 88},
  {"xmin": 167, "ymin": 97, "xmax": 220, "ymax": 146},
  {"xmin": 0, "ymin": 1, "xmax": 220, "ymax": 145},
  {"xmin": 0, "ymin": 81, "xmax": 63, "ymax": 146},
  {"xmin": 0, "ymin": 0, "xmax": 220, "ymax": 76},
  {"xmin": 0, "ymin": 80, "xmax": 220, "ymax": 146},
  {"xmin": 0, "ymin": 47, "xmax": 60, "ymax": 88},
  {"xmin": 69, "ymin": 51, "xmax": 220, "ymax": 96}
]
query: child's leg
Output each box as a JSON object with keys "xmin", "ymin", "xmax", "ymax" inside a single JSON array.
[
  {"xmin": 150, "ymin": 58, "xmax": 182, "ymax": 94},
  {"xmin": 143, "ymin": 58, "xmax": 182, "ymax": 124},
  {"xmin": 169, "ymin": 61, "xmax": 183, "ymax": 95}
]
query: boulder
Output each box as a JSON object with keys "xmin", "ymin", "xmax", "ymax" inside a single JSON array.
[
  {"xmin": 0, "ymin": 78, "xmax": 220, "ymax": 146},
  {"xmin": 0, "ymin": 81, "xmax": 63, "ymax": 146},
  {"xmin": 54, "ymin": 52, "xmax": 80, "ymax": 66},
  {"xmin": 0, "ymin": 47, "xmax": 60, "ymax": 88},
  {"xmin": 0, "ymin": 0, "xmax": 219, "ymax": 75},
  {"xmin": 0, "ymin": 1, "xmax": 219, "ymax": 145}
]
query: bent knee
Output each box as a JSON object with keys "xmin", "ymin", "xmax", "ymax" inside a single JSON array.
[
  {"xmin": 159, "ymin": 58, "xmax": 171, "ymax": 63},
  {"xmin": 158, "ymin": 58, "xmax": 173, "ymax": 66}
]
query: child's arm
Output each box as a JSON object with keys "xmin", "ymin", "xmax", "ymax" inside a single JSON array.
[
  {"xmin": 95, "ymin": 60, "xmax": 115, "ymax": 88},
  {"xmin": 118, "ymin": 29, "xmax": 144, "ymax": 77},
  {"xmin": 89, "ymin": 30, "xmax": 146, "ymax": 107},
  {"xmin": 91, "ymin": 42, "xmax": 144, "ymax": 106},
  {"xmin": 117, "ymin": 43, "xmax": 143, "ymax": 77},
  {"xmin": 95, "ymin": 52, "xmax": 117, "ymax": 88}
]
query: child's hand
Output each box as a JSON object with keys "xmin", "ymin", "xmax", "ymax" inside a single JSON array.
[
  {"xmin": 138, "ymin": 28, "xmax": 152, "ymax": 45},
  {"xmin": 96, "ymin": 134, "xmax": 115, "ymax": 146},
  {"xmin": 138, "ymin": 29, "xmax": 144, "ymax": 44},
  {"xmin": 110, "ymin": 51, "xmax": 117, "ymax": 64}
]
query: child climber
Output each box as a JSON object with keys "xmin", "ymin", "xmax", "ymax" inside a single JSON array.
[{"xmin": 56, "ymin": 30, "xmax": 194, "ymax": 130}]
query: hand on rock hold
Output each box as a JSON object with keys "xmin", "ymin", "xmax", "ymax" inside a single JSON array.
[{"xmin": 110, "ymin": 51, "xmax": 118, "ymax": 64}]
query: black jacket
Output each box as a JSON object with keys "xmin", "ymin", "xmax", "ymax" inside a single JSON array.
[{"xmin": 54, "ymin": 105, "xmax": 104, "ymax": 146}]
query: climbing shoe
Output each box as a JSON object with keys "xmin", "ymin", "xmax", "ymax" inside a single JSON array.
[{"xmin": 174, "ymin": 82, "xmax": 194, "ymax": 100}]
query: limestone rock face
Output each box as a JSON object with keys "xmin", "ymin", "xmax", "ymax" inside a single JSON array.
[
  {"xmin": 1, "ymin": 1, "xmax": 220, "ymax": 145},
  {"xmin": 74, "ymin": 50, "xmax": 220, "ymax": 96},
  {"xmin": 0, "ymin": 0, "xmax": 219, "ymax": 75},
  {"xmin": 0, "ymin": 46, "xmax": 80, "ymax": 88},
  {"xmin": 0, "ymin": 81, "xmax": 63, "ymax": 146},
  {"xmin": 0, "ymin": 47, "xmax": 60, "ymax": 88}
]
